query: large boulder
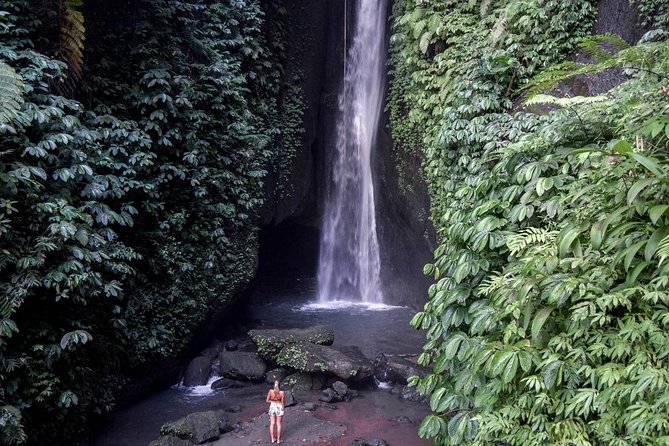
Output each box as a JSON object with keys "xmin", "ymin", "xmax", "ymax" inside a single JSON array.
[
  {"xmin": 374, "ymin": 353, "xmax": 427, "ymax": 384},
  {"xmin": 248, "ymin": 325, "xmax": 335, "ymax": 360},
  {"xmin": 210, "ymin": 378, "xmax": 252, "ymax": 391},
  {"xmin": 277, "ymin": 343, "xmax": 373, "ymax": 380},
  {"xmin": 160, "ymin": 410, "xmax": 231, "ymax": 444},
  {"xmin": 218, "ymin": 351, "xmax": 267, "ymax": 381},
  {"xmin": 281, "ymin": 372, "xmax": 326, "ymax": 391},
  {"xmin": 182, "ymin": 356, "xmax": 212, "ymax": 387},
  {"xmin": 150, "ymin": 436, "xmax": 193, "ymax": 446},
  {"xmin": 199, "ymin": 340, "xmax": 224, "ymax": 360},
  {"xmin": 265, "ymin": 367, "xmax": 289, "ymax": 384},
  {"xmin": 401, "ymin": 385, "xmax": 427, "ymax": 403}
]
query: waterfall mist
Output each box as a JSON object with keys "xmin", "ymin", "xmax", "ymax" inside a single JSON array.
[{"xmin": 317, "ymin": 0, "xmax": 388, "ymax": 303}]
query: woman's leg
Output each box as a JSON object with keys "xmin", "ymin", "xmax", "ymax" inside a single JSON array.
[
  {"xmin": 277, "ymin": 415, "xmax": 283, "ymax": 443},
  {"xmin": 269, "ymin": 414, "xmax": 276, "ymax": 442}
]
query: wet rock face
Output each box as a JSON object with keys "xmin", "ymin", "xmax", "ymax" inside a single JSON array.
[
  {"xmin": 373, "ymin": 353, "xmax": 428, "ymax": 385},
  {"xmin": 593, "ymin": 0, "xmax": 649, "ymax": 44},
  {"xmin": 217, "ymin": 351, "xmax": 267, "ymax": 381},
  {"xmin": 182, "ymin": 356, "xmax": 212, "ymax": 387},
  {"xmin": 256, "ymin": 1, "xmax": 434, "ymax": 309}
]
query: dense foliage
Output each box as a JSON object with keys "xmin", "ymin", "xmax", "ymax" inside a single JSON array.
[
  {"xmin": 0, "ymin": 0, "xmax": 302, "ymax": 444},
  {"xmin": 390, "ymin": 0, "xmax": 669, "ymax": 445}
]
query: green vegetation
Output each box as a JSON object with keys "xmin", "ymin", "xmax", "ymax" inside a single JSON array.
[
  {"xmin": 0, "ymin": 0, "xmax": 301, "ymax": 444},
  {"xmin": 390, "ymin": 0, "xmax": 669, "ymax": 444}
]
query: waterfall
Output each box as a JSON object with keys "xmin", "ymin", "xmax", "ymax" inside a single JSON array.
[{"xmin": 317, "ymin": 0, "xmax": 388, "ymax": 303}]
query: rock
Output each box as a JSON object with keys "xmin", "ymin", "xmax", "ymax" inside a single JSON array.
[
  {"xmin": 392, "ymin": 415, "xmax": 414, "ymax": 424},
  {"xmin": 182, "ymin": 356, "xmax": 212, "ymax": 387},
  {"xmin": 349, "ymin": 439, "xmax": 388, "ymax": 446},
  {"xmin": 223, "ymin": 340, "xmax": 238, "ymax": 351},
  {"xmin": 347, "ymin": 389, "xmax": 359, "ymax": 399},
  {"xmin": 265, "ymin": 367, "xmax": 288, "ymax": 384},
  {"xmin": 224, "ymin": 405, "xmax": 242, "ymax": 413},
  {"xmin": 199, "ymin": 340, "xmax": 224, "ymax": 360},
  {"xmin": 390, "ymin": 384, "xmax": 403, "ymax": 395},
  {"xmin": 283, "ymin": 389, "xmax": 297, "ymax": 407},
  {"xmin": 374, "ymin": 353, "xmax": 427, "ymax": 384},
  {"xmin": 210, "ymin": 378, "xmax": 252, "ymax": 390},
  {"xmin": 401, "ymin": 385, "xmax": 427, "ymax": 403},
  {"xmin": 300, "ymin": 402, "xmax": 318, "ymax": 411},
  {"xmin": 282, "ymin": 372, "xmax": 325, "ymax": 391},
  {"xmin": 277, "ymin": 343, "xmax": 374, "ymax": 380},
  {"xmin": 218, "ymin": 351, "xmax": 266, "ymax": 381},
  {"xmin": 248, "ymin": 325, "xmax": 335, "ymax": 360},
  {"xmin": 324, "ymin": 403, "xmax": 337, "ymax": 410},
  {"xmin": 336, "ymin": 346, "xmax": 374, "ymax": 379},
  {"xmin": 149, "ymin": 436, "xmax": 193, "ymax": 446},
  {"xmin": 160, "ymin": 410, "xmax": 229, "ymax": 444},
  {"xmin": 332, "ymin": 380, "xmax": 348, "ymax": 396},
  {"xmin": 319, "ymin": 388, "xmax": 337, "ymax": 403}
]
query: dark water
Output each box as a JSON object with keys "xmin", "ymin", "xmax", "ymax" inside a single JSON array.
[
  {"xmin": 91, "ymin": 285, "xmax": 427, "ymax": 446},
  {"xmin": 246, "ymin": 285, "xmax": 426, "ymax": 358}
]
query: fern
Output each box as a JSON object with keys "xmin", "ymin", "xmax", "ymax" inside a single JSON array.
[
  {"xmin": 506, "ymin": 227, "xmax": 557, "ymax": 256},
  {"xmin": 522, "ymin": 35, "xmax": 666, "ymax": 101},
  {"xmin": 578, "ymin": 33, "xmax": 630, "ymax": 62},
  {"xmin": 657, "ymin": 233, "xmax": 669, "ymax": 265},
  {"xmin": 0, "ymin": 61, "xmax": 24, "ymax": 124},
  {"xmin": 58, "ymin": 0, "xmax": 85, "ymax": 93},
  {"xmin": 525, "ymin": 94, "xmax": 609, "ymax": 108}
]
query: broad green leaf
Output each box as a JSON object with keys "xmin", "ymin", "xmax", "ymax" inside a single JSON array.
[
  {"xmin": 627, "ymin": 178, "xmax": 656, "ymax": 206},
  {"xmin": 631, "ymin": 152, "xmax": 664, "ymax": 176},
  {"xmin": 502, "ymin": 354, "xmax": 519, "ymax": 384},
  {"xmin": 590, "ymin": 220, "xmax": 605, "ymax": 249},
  {"xmin": 649, "ymin": 205, "xmax": 669, "ymax": 225},
  {"xmin": 645, "ymin": 225, "xmax": 669, "ymax": 261},
  {"xmin": 558, "ymin": 224, "xmax": 584, "ymax": 258},
  {"xmin": 626, "ymin": 261, "xmax": 649, "ymax": 284},
  {"xmin": 531, "ymin": 307, "xmax": 553, "ymax": 342}
]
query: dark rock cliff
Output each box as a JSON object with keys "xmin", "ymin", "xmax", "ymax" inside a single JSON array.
[{"xmin": 259, "ymin": 0, "xmax": 434, "ymax": 307}]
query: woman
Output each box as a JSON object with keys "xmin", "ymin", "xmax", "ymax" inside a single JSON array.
[{"xmin": 266, "ymin": 380, "xmax": 285, "ymax": 443}]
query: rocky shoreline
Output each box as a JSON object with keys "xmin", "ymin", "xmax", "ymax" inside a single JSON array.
[{"xmin": 148, "ymin": 325, "xmax": 429, "ymax": 446}]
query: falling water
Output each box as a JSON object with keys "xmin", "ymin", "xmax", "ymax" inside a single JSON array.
[{"xmin": 317, "ymin": 0, "xmax": 388, "ymax": 303}]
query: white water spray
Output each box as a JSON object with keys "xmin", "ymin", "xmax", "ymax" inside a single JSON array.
[{"xmin": 317, "ymin": 0, "xmax": 388, "ymax": 303}]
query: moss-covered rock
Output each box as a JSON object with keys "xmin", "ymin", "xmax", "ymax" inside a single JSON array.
[
  {"xmin": 248, "ymin": 325, "xmax": 335, "ymax": 361},
  {"xmin": 149, "ymin": 436, "xmax": 193, "ymax": 446},
  {"xmin": 281, "ymin": 372, "xmax": 326, "ymax": 391},
  {"xmin": 277, "ymin": 343, "xmax": 373, "ymax": 380},
  {"xmin": 159, "ymin": 410, "xmax": 231, "ymax": 444}
]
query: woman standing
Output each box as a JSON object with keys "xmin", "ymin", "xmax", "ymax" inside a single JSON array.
[{"xmin": 266, "ymin": 380, "xmax": 285, "ymax": 443}]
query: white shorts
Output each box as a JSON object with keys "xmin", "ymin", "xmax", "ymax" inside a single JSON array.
[{"xmin": 269, "ymin": 402, "xmax": 284, "ymax": 417}]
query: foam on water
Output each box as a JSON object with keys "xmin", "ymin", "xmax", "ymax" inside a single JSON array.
[
  {"xmin": 176, "ymin": 374, "xmax": 222, "ymax": 397},
  {"xmin": 297, "ymin": 300, "xmax": 404, "ymax": 313}
]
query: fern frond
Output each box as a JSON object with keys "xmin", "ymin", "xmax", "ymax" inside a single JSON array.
[
  {"xmin": 480, "ymin": 0, "xmax": 493, "ymax": 18},
  {"xmin": 58, "ymin": 0, "xmax": 86, "ymax": 93},
  {"xmin": 520, "ymin": 59, "xmax": 618, "ymax": 100},
  {"xmin": 477, "ymin": 273, "xmax": 511, "ymax": 296},
  {"xmin": 578, "ymin": 33, "xmax": 630, "ymax": 62},
  {"xmin": 490, "ymin": 15, "xmax": 507, "ymax": 43},
  {"xmin": 657, "ymin": 233, "xmax": 669, "ymax": 265},
  {"xmin": 0, "ymin": 61, "xmax": 24, "ymax": 124},
  {"xmin": 525, "ymin": 94, "xmax": 609, "ymax": 108},
  {"xmin": 506, "ymin": 227, "xmax": 557, "ymax": 256}
]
